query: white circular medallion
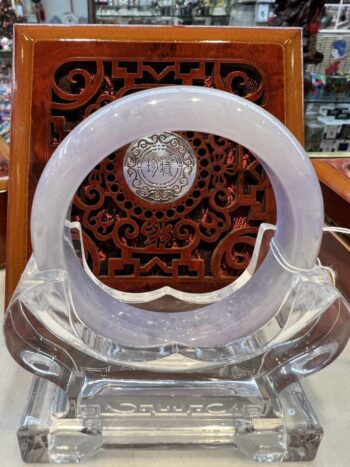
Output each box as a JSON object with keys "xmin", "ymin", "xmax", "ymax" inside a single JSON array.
[{"xmin": 123, "ymin": 132, "xmax": 197, "ymax": 203}]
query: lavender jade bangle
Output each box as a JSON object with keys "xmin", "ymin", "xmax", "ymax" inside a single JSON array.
[{"xmin": 31, "ymin": 86, "xmax": 323, "ymax": 350}]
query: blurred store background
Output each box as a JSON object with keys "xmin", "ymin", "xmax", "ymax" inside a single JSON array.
[{"xmin": 1, "ymin": 1, "xmax": 350, "ymax": 153}]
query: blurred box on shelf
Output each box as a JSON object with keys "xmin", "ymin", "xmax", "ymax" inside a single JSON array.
[
  {"xmin": 334, "ymin": 140, "xmax": 350, "ymax": 151},
  {"xmin": 305, "ymin": 121, "xmax": 324, "ymax": 151},
  {"xmin": 324, "ymin": 76, "xmax": 350, "ymax": 97},
  {"xmin": 321, "ymin": 106, "xmax": 350, "ymax": 121},
  {"xmin": 306, "ymin": 112, "xmax": 350, "ymax": 152},
  {"xmin": 306, "ymin": 140, "xmax": 322, "ymax": 152},
  {"xmin": 320, "ymin": 139, "xmax": 336, "ymax": 152},
  {"xmin": 255, "ymin": 4, "xmax": 270, "ymax": 23},
  {"xmin": 318, "ymin": 116, "xmax": 342, "ymax": 139},
  {"xmin": 319, "ymin": 104, "xmax": 336, "ymax": 116},
  {"xmin": 339, "ymin": 123, "xmax": 350, "ymax": 139}
]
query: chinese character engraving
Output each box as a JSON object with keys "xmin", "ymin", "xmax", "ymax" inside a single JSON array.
[{"xmin": 124, "ymin": 132, "xmax": 196, "ymax": 203}]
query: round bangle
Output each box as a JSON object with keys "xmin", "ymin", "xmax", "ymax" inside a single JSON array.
[{"xmin": 31, "ymin": 86, "xmax": 323, "ymax": 354}]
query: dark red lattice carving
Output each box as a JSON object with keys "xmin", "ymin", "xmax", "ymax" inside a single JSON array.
[{"xmin": 49, "ymin": 59, "xmax": 276, "ymax": 293}]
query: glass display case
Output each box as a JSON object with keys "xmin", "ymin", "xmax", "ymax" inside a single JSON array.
[
  {"xmin": 323, "ymin": 0, "xmax": 350, "ymax": 30},
  {"xmin": 91, "ymin": 0, "xmax": 229, "ymax": 25},
  {"xmin": 305, "ymin": 30, "xmax": 350, "ymax": 153},
  {"xmin": 89, "ymin": 0, "xmax": 275, "ymax": 26},
  {"xmin": 0, "ymin": 52, "xmax": 11, "ymax": 144}
]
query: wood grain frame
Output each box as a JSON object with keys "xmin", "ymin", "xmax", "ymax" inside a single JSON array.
[{"xmin": 5, "ymin": 25, "xmax": 303, "ymax": 306}]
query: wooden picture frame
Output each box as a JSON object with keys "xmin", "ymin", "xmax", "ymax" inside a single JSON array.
[{"xmin": 5, "ymin": 25, "xmax": 303, "ymax": 305}]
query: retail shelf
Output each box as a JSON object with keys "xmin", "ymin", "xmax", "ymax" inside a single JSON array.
[
  {"xmin": 96, "ymin": 14, "xmax": 229, "ymax": 19},
  {"xmin": 0, "ymin": 51, "xmax": 12, "ymax": 61},
  {"xmin": 305, "ymin": 96, "xmax": 350, "ymax": 104}
]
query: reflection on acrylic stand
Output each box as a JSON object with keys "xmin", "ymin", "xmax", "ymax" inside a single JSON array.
[{"xmin": 4, "ymin": 86, "xmax": 350, "ymax": 463}]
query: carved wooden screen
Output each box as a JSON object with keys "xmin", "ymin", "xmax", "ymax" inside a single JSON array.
[{"xmin": 6, "ymin": 26, "xmax": 303, "ymax": 302}]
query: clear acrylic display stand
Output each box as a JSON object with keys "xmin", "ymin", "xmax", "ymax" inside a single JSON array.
[
  {"xmin": 4, "ymin": 87, "xmax": 350, "ymax": 463},
  {"xmin": 5, "ymin": 223, "xmax": 350, "ymax": 463}
]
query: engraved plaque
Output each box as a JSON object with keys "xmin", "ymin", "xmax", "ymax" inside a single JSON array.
[{"xmin": 123, "ymin": 132, "xmax": 197, "ymax": 203}]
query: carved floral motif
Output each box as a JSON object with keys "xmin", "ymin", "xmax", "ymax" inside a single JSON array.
[{"xmin": 50, "ymin": 59, "xmax": 275, "ymax": 293}]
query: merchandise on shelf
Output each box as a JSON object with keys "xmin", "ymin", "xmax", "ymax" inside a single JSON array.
[
  {"xmin": 324, "ymin": 2, "xmax": 350, "ymax": 30},
  {"xmin": 305, "ymin": 28, "xmax": 350, "ymax": 152},
  {"xmin": 307, "ymin": 31, "xmax": 350, "ymax": 75},
  {"xmin": 305, "ymin": 102, "xmax": 350, "ymax": 152},
  {"xmin": 95, "ymin": 0, "xmax": 274, "ymax": 26},
  {"xmin": 0, "ymin": 60, "xmax": 11, "ymax": 144},
  {"xmin": 0, "ymin": 0, "xmax": 26, "ymax": 45}
]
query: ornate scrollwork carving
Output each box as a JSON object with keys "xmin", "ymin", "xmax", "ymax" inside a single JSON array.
[{"xmin": 49, "ymin": 58, "xmax": 275, "ymax": 293}]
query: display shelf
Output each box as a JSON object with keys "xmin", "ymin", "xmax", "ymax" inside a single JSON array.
[
  {"xmin": 89, "ymin": 0, "xmax": 278, "ymax": 26},
  {"xmin": 0, "ymin": 51, "xmax": 12, "ymax": 61},
  {"xmin": 305, "ymin": 95, "xmax": 350, "ymax": 103},
  {"xmin": 96, "ymin": 12, "xmax": 230, "ymax": 24},
  {"xmin": 337, "ymin": 20, "xmax": 350, "ymax": 28},
  {"xmin": 308, "ymin": 151, "xmax": 350, "ymax": 158},
  {"xmin": 97, "ymin": 14, "xmax": 229, "ymax": 18},
  {"xmin": 91, "ymin": 0, "xmax": 234, "ymax": 25}
]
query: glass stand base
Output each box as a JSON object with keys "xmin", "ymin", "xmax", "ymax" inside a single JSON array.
[{"xmin": 18, "ymin": 375, "xmax": 323, "ymax": 463}]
